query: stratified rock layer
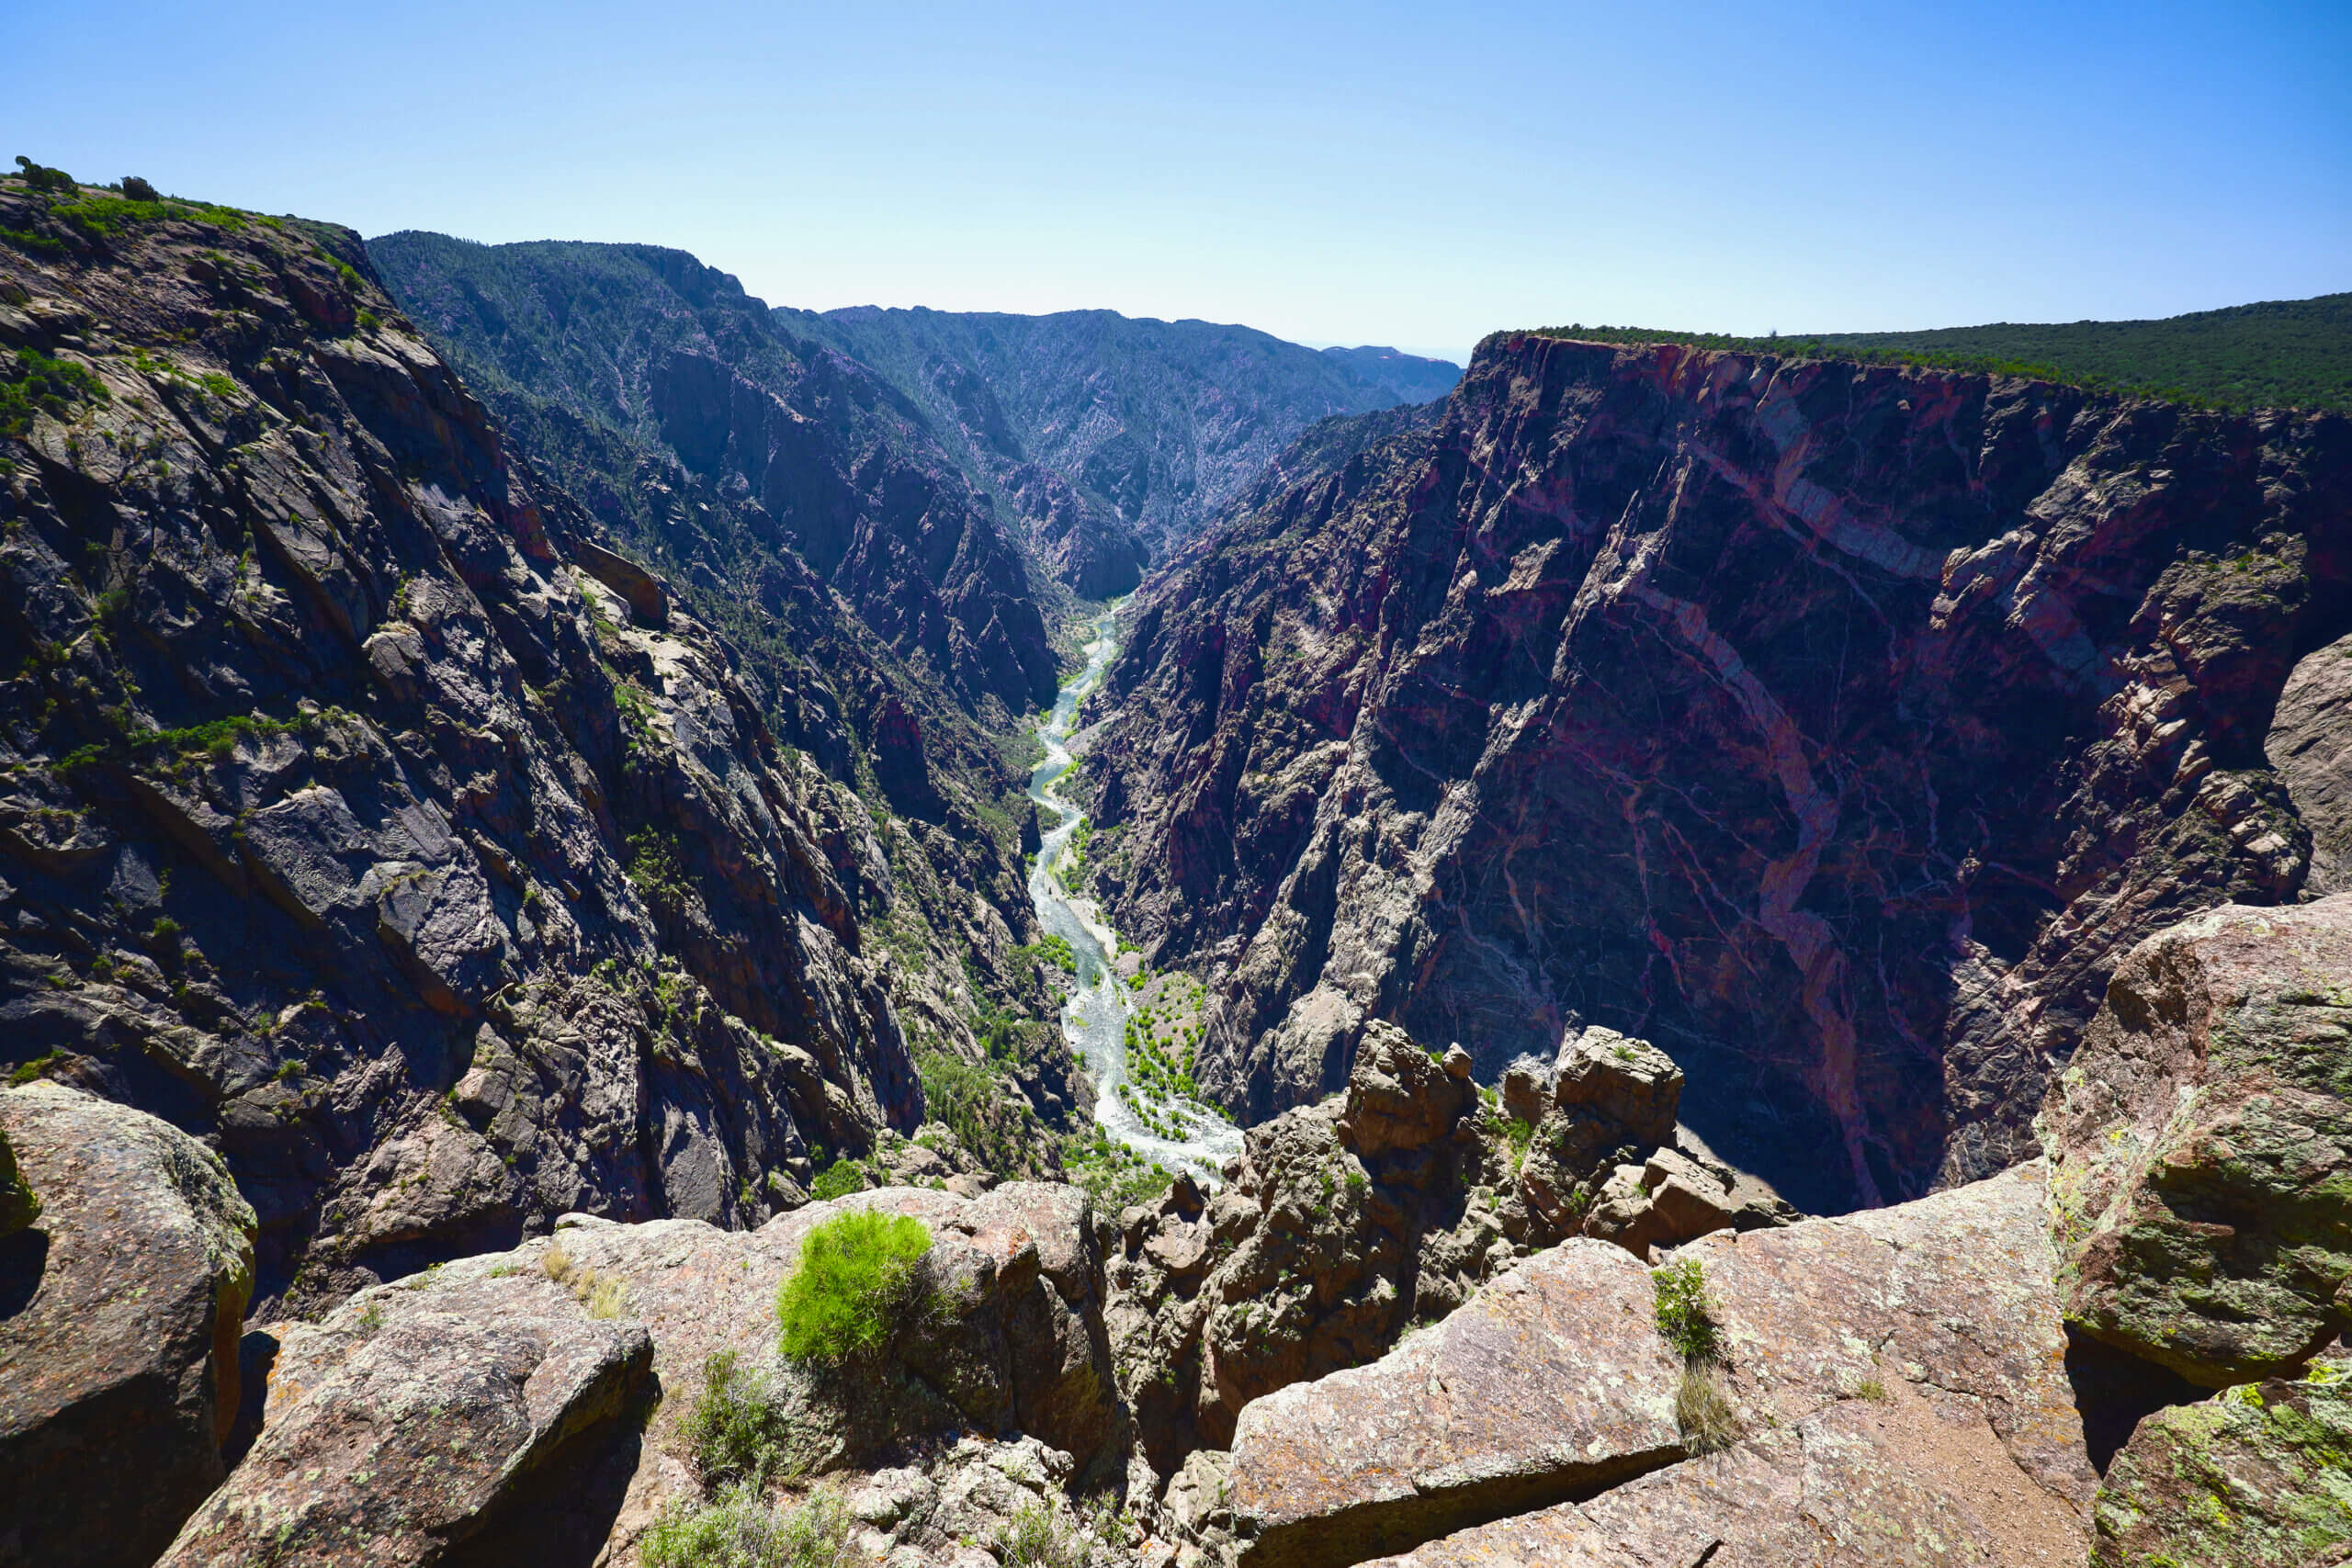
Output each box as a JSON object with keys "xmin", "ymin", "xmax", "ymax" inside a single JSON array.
[
  {"xmin": 2041, "ymin": 894, "xmax": 2352, "ymax": 1385},
  {"xmin": 0, "ymin": 1081, "xmax": 258, "ymax": 1568},
  {"xmin": 1086, "ymin": 334, "xmax": 2352, "ymax": 1209}
]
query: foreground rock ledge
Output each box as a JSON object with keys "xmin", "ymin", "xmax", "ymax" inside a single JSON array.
[
  {"xmin": 158, "ymin": 1183, "xmax": 1117, "ymax": 1567},
  {"xmin": 1228, "ymin": 1162, "xmax": 2095, "ymax": 1568},
  {"xmin": 2041, "ymin": 892, "xmax": 2352, "ymax": 1387}
]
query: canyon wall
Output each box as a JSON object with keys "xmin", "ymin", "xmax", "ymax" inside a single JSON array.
[
  {"xmin": 1084, "ymin": 333, "xmax": 2352, "ymax": 1211},
  {"xmin": 0, "ymin": 181, "xmax": 935, "ymax": 1314}
]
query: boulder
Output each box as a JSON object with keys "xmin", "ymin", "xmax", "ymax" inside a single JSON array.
[
  {"xmin": 573, "ymin": 536, "xmax": 669, "ymax": 626},
  {"xmin": 2040, "ymin": 894, "xmax": 2352, "ymax": 1385},
  {"xmin": 1227, "ymin": 1238, "xmax": 1686, "ymax": 1568},
  {"xmin": 1337, "ymin": 1021, "xmax": 1472, "ymax": 1157},
  {"xmin": 2090, "ymin": 1368, "xmax": 2352, "ymax": 1567},
  {"xmin": 158, "ymin": 1293, "xmax": 655, "ymax": 1568},
  {"xmin": 1552, "ymin": 1027, "xmax": 1682, "ymax": 1145},
  {"xmin": 1580, "ymin": 1148, "xmax": 1747, "ymax": 1260},
  {"xmin": 2267, "ymin": 629, "xmax": 2352, "ymax": 896},
  {"xmin": 1364, "ymin": 1379, "xmax": 2094, "ymax": 1568},
  {"xmin": 0, "ymin": 1083, "xmax": 258, "ymax": 1568},
  {"xmin": 1228, "ymin": 1162, "xmax": 2096, "ymax": 1568},
  {"xmin": 1498, "ymin": 1060, "xmax": 1549, "ymax": 1128},
  {"xmin": 1515, "ymin": 1029, "xmax": 1690, "ymax": 1235}
]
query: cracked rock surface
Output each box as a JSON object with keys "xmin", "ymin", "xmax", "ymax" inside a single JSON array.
[{"xmin": 2041, "ymin": 893, "xmax": 2352, "ymax": 1386}]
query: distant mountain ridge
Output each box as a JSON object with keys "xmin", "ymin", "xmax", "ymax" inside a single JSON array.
[
  {"xmin": 365, "ymin": 232, "xmax": 1058, "ymax": 714},
  {"xmin": 780, "ymin": 304, "xmax": 1461, "ymax": 573}
]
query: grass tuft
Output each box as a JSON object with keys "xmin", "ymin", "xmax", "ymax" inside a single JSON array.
[
  {"xmin": 995, "ymin": 1497, "xmax": 1092, "ymax": 1568},
  {"xmin": 1675, "ymin": 1364, "xmax": 1738, "ymax": 1457}
]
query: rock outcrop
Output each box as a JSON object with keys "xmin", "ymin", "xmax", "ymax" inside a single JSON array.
[
  {"xmin": 2041, "ymin": 893, "xmax": 2352, "ymax": 1386},
  {"xmin": 2090, "ymin": 1366, "xmax": 2352, "ymax": 1568},
  {"xmin": 1106, "ymin": 1021, "xmax": 1791, "ymax": 1474},
  {"xmin": 0, "ymin": 172, "xmax": 933, "ymax": 1314},
  {"xmin": 0, "ymin": 1081, "xmax": 258, "ymax": 1568},
  {"xmin": 1106, "ymin": 1022, "xmax": 1518, "ymax": 1469},
  {"xmin": 1227, "ymin": 1161, "xmax": 2095, "ymax": 1568},
  {"xmin": 1084, "ymin": 333, "xmax": 2352, "ymax": 1211},
  {"xmin": 162, "ymin": 1183, "xmax": 1121, "ymax": 1567}
]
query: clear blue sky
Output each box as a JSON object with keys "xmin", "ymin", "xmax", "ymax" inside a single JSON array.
[{"xmin": 7, "ymin": 0, "xmax": 2346, "ymax": 363}]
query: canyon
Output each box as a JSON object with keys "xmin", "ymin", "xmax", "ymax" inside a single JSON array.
[{"xmin": 1, "ymin": 158, "xmax": 2348, "ymax": 1568}]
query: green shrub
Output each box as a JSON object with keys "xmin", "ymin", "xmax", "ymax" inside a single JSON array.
[
  {"xmin": 995, "ymin": 1497, "xmax": 1091, "ymax": 1568},
  {"xmin": 11, "ymin": 155, "xmax": 74, "ymax": 194},
  {"xmin": 1503, "ymin": 1115, "xmax": 1535, "ymax": 1172},
  {"xmin": 120, "ymin": 175, "xmax": 159, "ymax": 202},
  {"xmin": 775, "ymin": 1209, "xmax": 931, "ymax": 1364},
  {"xmin": 807, "ymin": 1158, "xmax": 865, "ymax": 1202},
  {"xmin": 678, "ymin": 1349, "xmax": 791, "ymax": 1486},
  {"xmin": 1651, "ymin": 1256, "xmax": 1719, "ymax": 1365},
  {"xmin": 0, "ymin": 226, "xmax": 64, "ymax": 258},
  {"xmin": 917, "ymin": 1048, "xmax": 1035, "ymax": 1176},
  {"xmin": 9, "ymin": 1050, "xmax": 64, "ymax": 1087},
  {"xmin": 625, "ymin": 827, "xmax": 694, "ymax": 914},
  {"xmin": 1065, "ymin": 1126, "xmax": 1172, "ymax": 1210},
  {"xmin": 51, "ymin": 196, "xmax": 168, "ymax": 239},
  {"xmin": 640, "ymin": 1483, "xmax": 854, "ymax": 1568},
  {"xmin": 1, "ymin": 346, "xmax": 108, "ymax": 437},
  {"xmin": 1013, "ymin": 933, "xmax": 1077, "ymax": 975}
]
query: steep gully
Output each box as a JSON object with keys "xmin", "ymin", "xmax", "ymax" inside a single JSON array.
[{"xmin": 1029, "ymin": 605, "xmax": 1242, "ymax": 1179}]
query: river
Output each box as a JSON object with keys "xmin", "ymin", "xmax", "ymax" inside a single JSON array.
[{"xmin": 1027, "ymin": 605, "xmax": 1242, "ymax": 1181}]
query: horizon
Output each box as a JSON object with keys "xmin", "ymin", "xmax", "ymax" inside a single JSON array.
[{"xmin": 9, "ymin": 0, "xmax": 2348, "ymax": 369}]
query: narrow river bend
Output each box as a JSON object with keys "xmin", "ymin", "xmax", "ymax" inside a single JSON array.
[{"xmin": 1026, "ymin": 606, "xmax": 1242, "ymax": 1181}]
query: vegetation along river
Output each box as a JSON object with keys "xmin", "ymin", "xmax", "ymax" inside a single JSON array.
[{"xmin": 1027, "ymin": 606, "xmax": 1242, "ymax": 1182}]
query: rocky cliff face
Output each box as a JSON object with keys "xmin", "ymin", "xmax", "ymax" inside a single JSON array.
[
  {"xmin": 784, "ymin": 306, "xmax": 1461, "ymax": 567},
  {"xmin": 365, "ymin": 236, "xmax": 1084, "ymax": 1129},
  {"xmin": 1083, "ymin": 333, "xmax": 2352, "ymax": 1212},
  {"xmin": 0, "ymin": 173, "xmax": 937, "ymax": 1314}
]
